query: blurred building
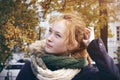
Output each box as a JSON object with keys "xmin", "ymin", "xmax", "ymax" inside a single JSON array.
[{"xmin": 108, "ymin": 0, "xmax": 120, "ymax": 62}]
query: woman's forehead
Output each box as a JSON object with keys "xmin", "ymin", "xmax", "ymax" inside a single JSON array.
[{"xmin": 50, "ymin": 20, "xmax": 67, "ymax": 34}]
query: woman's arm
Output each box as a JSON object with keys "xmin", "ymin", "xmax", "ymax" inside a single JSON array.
[{"xmin": 87, "ymin": 38, "xmax": 120, "ymax": 80}]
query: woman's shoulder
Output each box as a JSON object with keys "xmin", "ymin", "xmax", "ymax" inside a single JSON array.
[
  {"xmin": 82, "ymin": 64, "xmax": 98, "ymax": 73},
  {"xmin": 16, "ymin": 60, "xmax": 38, "ymax": 80},
  {"xmin": 72, "ymin": 64, "xmax": 100, "ymax": 80},
  {"xmin": 23, "ymin": 60, "xmax": 31, "ymax": 68}
]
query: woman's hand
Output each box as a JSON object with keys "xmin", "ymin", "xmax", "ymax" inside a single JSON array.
[{"xmin": 83, "ymin": 27, "xmax": 94, "ymax": 47}]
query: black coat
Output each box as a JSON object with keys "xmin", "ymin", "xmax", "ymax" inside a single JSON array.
[{"xmin": 16, "ymin": 38, "xmax": 120, "ymax": 80}]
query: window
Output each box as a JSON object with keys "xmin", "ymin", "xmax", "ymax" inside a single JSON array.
[{"xmin": 116, "ymin": 26, "xmax": 120, "ymax": 41}]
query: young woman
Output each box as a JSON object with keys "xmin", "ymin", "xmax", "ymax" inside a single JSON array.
[{"xmin": 16, "ymin": 13, "xmax": 120, "ymax": 80}]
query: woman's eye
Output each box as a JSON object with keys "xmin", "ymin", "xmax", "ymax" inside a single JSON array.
[
  {"xmin": 49, "ymin": 29, "xmax": 52, "ymax": 33},
  {"xmin": 56, "ymin": 34, "xmax": 61, "ymax": 38}
]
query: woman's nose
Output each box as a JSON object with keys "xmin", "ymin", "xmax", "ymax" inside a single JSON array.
[{"xmin": 47, "ymin": 34, "xmax": 53, "ymax": 42}]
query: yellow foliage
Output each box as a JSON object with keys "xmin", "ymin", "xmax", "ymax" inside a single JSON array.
[
  {"xmin": 3, "ymin": 20, "xmax": 38, "ymax": 52},
  {"xmin": 39, "ymin": 0, "xmax": 116, "ymax": 39}
]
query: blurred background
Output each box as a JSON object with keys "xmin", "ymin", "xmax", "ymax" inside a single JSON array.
[{"xmin": 0, "ymin": 0, "xmax": 120, "ymax": 80}]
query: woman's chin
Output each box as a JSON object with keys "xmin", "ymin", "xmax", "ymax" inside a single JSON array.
[{"xmin": 45, "ymin": 48, "xmax": 53, "ymax": 54}]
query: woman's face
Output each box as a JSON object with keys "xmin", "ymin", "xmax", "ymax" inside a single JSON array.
[{"xmin": 45, "ymin": 20, "xmax": 68, "ymax": 54}]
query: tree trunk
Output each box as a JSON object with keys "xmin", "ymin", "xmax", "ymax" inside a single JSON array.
[{"xmin": 99, "ymin": 0, "xmax": 108, "ymax": 52}]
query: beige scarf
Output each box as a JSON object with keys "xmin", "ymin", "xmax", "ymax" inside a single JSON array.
[
  {"xmin": 31, "ymin": 55, "xmax": 81, "ymax": 80},
  {"xmin": 29, "ymin": 40, "xmax": 88, "ymax": 80}
]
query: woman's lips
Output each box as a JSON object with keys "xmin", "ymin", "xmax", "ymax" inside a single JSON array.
[{"xmin": 46, "ymin": 43, "xmax": 52, "ymax": 48}]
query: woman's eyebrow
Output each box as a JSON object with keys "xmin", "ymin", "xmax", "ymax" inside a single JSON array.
[
  {"xmin": 49, "ymin": 27, "xmax": 52, "ymax": 30},
  {"xmin": 56, "ymin": 31, "xmax": 63, "ymax": 35},
  {"xmin": 56, "ymin": 30, "xmax": 65, "ymax": 38},
  {"xmin": 50, "ymin": 27, "xmax": 63, "ymax": 35}
]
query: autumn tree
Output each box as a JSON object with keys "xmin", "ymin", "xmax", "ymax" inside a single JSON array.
[
  {"xmin": 0, "ymin": 34, "xmax": 11, "ymax": 72},
  {"xmin": 0, "ymin": 0, "xmax": 43, "ymax": 71},
  {"xmin": 98, "ymin": 0, "xmax": 108, "ymax": 51}
]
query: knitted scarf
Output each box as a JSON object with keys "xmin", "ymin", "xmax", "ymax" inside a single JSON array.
[{"xmin": 31, "ymin": 53, "xmax": 88, "ymax": 80}]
